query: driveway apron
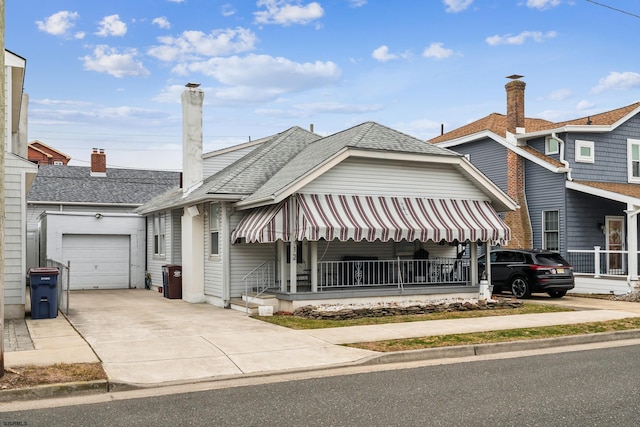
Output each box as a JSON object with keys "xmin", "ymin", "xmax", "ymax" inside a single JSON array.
[{"xmin": 65, "ymin": 289, "xmax": 374, "ymax": 385}]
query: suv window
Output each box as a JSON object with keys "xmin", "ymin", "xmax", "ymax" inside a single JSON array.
[
  {"xmin": 495, "ymin": 251, "xmax": 524, "ymax": 263},
  {"xmin": 534, "ymin": 253, "xmax": 569, "ymax": 266}
]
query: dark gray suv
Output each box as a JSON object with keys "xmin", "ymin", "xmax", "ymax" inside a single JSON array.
[{"xmin": 479, "ymin": 249, "xmax": 575, "ymax": 298}]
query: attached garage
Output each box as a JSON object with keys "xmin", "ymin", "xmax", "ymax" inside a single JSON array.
[
  {"xmin": 62, "ymin": 235, "xmax": 131, "ymax": 289},
  {"xmin": 40, "ymin": 212, "xmax": 146, "ymax": 290}
]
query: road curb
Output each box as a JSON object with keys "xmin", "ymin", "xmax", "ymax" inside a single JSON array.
[
  {"xmin": 359, "ymin": 329, "xmax": 640, "ymax": 365},
  {"xmin": 3, "ymin": 329, "xmax": 640, "ymax": 402}
]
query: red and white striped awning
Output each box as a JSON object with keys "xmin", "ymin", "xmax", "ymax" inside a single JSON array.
[{"xmin": 232, "ymin": 194, "xmax": 510, "ymax": 244}]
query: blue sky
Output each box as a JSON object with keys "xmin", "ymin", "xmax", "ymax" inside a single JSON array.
[{"xmin": 6, "ymin": 0, "xmax": 640, "ymax": 170}]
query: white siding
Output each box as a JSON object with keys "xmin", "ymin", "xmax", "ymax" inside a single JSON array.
[
  {"xmin": 203, "ymin": 145, "xmax": 261, "ymax": 179},
  {"xmin": 204, "ymin": 203, "xmax": 223, "ymax": 298},
  {"xmin": 145, "ymin": 210, "xmax": 179, "ymax": 289},
  {"xmin": 4, "ymin": 154, "xmax": 37, "ymax": 308},
  {"xmin": 301, "ymin": 158, "xmax": 486, "ymax": 199}
]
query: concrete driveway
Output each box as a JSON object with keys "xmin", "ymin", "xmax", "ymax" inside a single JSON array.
[
  {"xmin": 65, "ymin": 289, "xmax": 375, "ymax": 386},
  {"xmin": 63, "ymin": 290, "xmax": 640, "ymax": 387}
]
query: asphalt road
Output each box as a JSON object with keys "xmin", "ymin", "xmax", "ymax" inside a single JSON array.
[{"xmin": 2, "ymin": 343, "xmax": 640, "ymax": 426}]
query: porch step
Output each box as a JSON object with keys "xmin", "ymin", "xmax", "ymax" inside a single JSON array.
[
  {"xmin": 242, "ymin": 293, "xmax": 277, "ymax": 306},
  {"xmin": 230, "ymin": 298, "xmax": 259, "ymax": 315}
]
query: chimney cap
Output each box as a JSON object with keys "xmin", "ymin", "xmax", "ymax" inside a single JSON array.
[
  {"xmin": 185, "ymin": 82, "xmax": 201, "ymax": 88},
  {"xmin": 506, "ymin": 74, "xmax": 524, "ymax": 80}
]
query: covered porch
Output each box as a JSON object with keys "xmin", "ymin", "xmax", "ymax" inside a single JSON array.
[{"xmin": 233, "ymin": 193, "xmax": 510, "ymax": 300}]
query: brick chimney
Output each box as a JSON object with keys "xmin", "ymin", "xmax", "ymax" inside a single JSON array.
[
  {"xmin": 503, "ymin": 76, "xmax": 532, "ymax": 249},
  {"xmin": 90, "ymin": 148, "xmax": 107, "ymax": 176},
  {"xmin": 506, "ymin": 77, "xmax": 526, "ymax": 134}
]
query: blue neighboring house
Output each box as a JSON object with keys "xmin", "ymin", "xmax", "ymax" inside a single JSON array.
[{"xmin": 430, "ymin": 76, "xmax": 640, "ymax": 295}]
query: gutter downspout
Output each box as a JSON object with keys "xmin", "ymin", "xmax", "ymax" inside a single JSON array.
[{"xmin": 554, "ymin": 132, "xmax": 573, "ymax": 181}]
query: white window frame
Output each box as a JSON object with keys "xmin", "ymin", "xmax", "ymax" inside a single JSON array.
[
  {"xmin": 153, "ymin": 212, "xmax": 166, "ymax": 257},
  {"xmin": 628, "ymin": 139, "xmax": 640, "ymax": 183},
  {"xmin": 575, "ymin": 140, "xmax": 594, "ymax": 163},
  {"xmin": 542, "ymin": 210, "xmax": 559, "ymax": 251},
  {"xmin": 545, "ymin": 136, "xmax": 559, "ymax": 155},
  {"xmin": 210, "ymin": 203, "xmax": 220, "ymax": 257},
  {"xmin": 53, "ymin": 160, "xmax": 63, "ymax": 165}
]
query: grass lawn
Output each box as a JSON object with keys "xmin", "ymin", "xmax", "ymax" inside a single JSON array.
[
  {"xmin": 254, "ymin": 302, "xmax": 570, "ymax": 329},
  {"xmin": 253, "ymin": 301, "xmax": 640, "ymax": 352}
]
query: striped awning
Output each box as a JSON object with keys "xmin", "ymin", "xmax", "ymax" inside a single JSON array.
[{"xmin": 232, "ymin": 194, "xmax": 510, "ymax": 244}]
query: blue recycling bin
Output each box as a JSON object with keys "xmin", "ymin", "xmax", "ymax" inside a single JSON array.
[{"xmin": 29, "ymin": 267, "xmax": 59, "ymax": 319}]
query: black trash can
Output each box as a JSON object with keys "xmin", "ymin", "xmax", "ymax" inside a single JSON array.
[
  {"xmin": 162, "ymin": 264, "xmax": 182, "ymax": 299},
  {"xmin": 28, "ymin": 267, "xmax": 59, "ymax": 319}
]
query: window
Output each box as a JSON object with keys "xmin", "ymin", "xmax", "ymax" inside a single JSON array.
[
  {"xmin": 153, "ymin": 213, "xmax": 166, "ymax": 256},
  {"xmin": 575, "ymin": 140, "xmax": 594, "ymax": 163},
  {"xmin": 210, "ymin": 203, "xmax": 219, "ymax": 256},
  {"xmin": 545, "ymin": 137, "xmax": 559, "ymax": 155},
  {"xmin": 53, "ymin": 161, "xmax": 63, "ymax": 165},
  {"xmin": 542, "ymin": 210, "xmax": 559, "ymax": 251},
  {"xmin": 628, "ymin": 139, "xmax": 640, "ymax": 183}
]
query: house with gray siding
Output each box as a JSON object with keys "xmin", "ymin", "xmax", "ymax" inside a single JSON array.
[
  {"xmin": 136, "ymin": 85, "xmax": 516, "ymax": 313},
  {"xmin": 430, "ymin": 76, "xmax": 640, "ymax": 295}
]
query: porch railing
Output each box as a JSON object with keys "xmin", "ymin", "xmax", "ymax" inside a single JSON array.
[
  {"xmin": 242, "ymin": 261, "xmax": 276, "ymax": 312},
  {"xmin": 317, "ymin": 258, "xmax": 469, "ymax": 291},
  {"xmin": 566, "ymin": 247, "xmax": 630, "ymax": 277}
]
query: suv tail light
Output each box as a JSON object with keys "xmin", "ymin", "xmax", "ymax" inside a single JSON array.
[{"xmin": 530, "ymin": 264, "xmax": 572, "ymax": 274}]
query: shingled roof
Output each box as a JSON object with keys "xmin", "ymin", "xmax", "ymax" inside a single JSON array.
[
  {"xmin": 28, "ymin": 165, "xmax": 181, "ymax": 205},
  {"xmin": 136, "ymin": 126, "xmax": 320, "ymax": 214},
  {"xmin": 239, "ymin": 121, "xmax": 460, "ymax": 206},
  {"xmin": 428, "ymin": 102, "xmax": 640, "ymax": 144}
]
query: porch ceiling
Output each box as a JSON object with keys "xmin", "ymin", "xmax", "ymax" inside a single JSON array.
[{"xmin": 231, "ymin": 193, "xmax": 510, "ymax": 245}]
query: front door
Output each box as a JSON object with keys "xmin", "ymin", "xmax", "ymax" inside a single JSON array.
[{"xmin": 605, "ymin": 216, "xmax": 625, "ymax": 274}]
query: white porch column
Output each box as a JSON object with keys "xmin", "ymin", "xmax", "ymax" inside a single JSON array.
[
  {"xmin": 221, "ymin": 202, "xmax": 231, "ymax": 306},
  {"xmin": 310, "ymin": 241, "xmax": 318, "ymax": 292},
  {"xmin": 277, "ymin": 240, "xmax": 287, "ymax": 292},
  {"xmin": 289, "ymin": 196, "xmax": 298, "ymax": 293},
  {"xmin": 182, "ymin": 206, "xmax": 205, "ymax": 302},
  {"xmin": 469, "ymin": 242, "xmax": 478, "ymax": 286},
  {"xmin": 484, "ymin": 242, "xmax": 491, "ymax": 285},
  {"xmin": 626, "ymin": 203, "xmax": 639, "ymax": 281}
]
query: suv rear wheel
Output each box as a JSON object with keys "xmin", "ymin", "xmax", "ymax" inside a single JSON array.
[
  {"xmin": 548, "ymin": 290, "xmax": 567, "ymax": 298},
  {"xmin": 510, "ymin": 276, "xmax": 531, "ymax": 298}
]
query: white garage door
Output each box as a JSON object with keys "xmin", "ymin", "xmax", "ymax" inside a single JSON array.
[{"xmin": 62, "ymin": 234, "xmax": 130, "ymax": 290}]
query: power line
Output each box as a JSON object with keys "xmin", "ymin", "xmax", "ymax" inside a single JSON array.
[{"xmin": 585, "ymin": 0, "xmax": 640, "ymax": 19}]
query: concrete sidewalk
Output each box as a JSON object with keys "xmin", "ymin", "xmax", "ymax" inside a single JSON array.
[{"xmin": 5, "ymin": 290, "xmax": 640, "ymax": 388}]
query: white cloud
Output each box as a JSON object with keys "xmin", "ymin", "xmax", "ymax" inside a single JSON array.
[
  {"xmin": 82, "ymin": 45, "xmax": 150, "ymax": 78},
  {"xmin": 576, "ymin": 100, "xmax": 595, "ymax": 110},
  {"xmin": 95, "ymin": 14, "xmax": 127, "ymax": 37},
  {"xmin": 172, "ymin": 54, "xmax": 341, "ymax": 102},
  {"xmin": 422, "ymin": 42, "xmax": 454, "ymax": 59},
  {"xmin": 36, "ymin": 11, "xmax": 80, "ymax": 37},
  {"xmin": 254, "ymin": 0, "xmax": 324, "ymax": 26},
  {"xmin": 372, "ymin": 46, "xmax": 397, "ymax": 62},
  {"xmin": 152, "ymin": 17, "xmax": 171, "ymax": 29},
  {"xmin": 148, "ymin": 28, "xmax": 257, "ymax": 62},
  {"xmin": 443, "ymin": 0, "xmax": 473, "ymax": 13},
  {"xmin": 527, "ymin": 0, "xmax": 561, "ymax": 10},
  {"xmin": 549, "ymin": 88, "xmax": 572, "ymax": 101},
  {"xmin": 168, "ymin": 0, "xmax": 185, "ymax": 3},
  {"xmin": 486, "ymin": 30, "xmax": 557, "ymax": 45},
  {"xmin": 222, "ymin": 4, "xmax": 236, "ymax": 16},
  {"xmin": 349, "ymin": 0, "xmax": 368, "ymax": 7},
  {"xmin": 592, "ymin": 71, "xmax": 640, "ymax": 94}
]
